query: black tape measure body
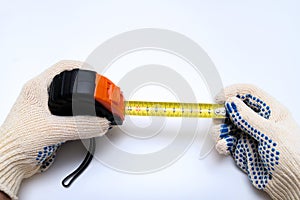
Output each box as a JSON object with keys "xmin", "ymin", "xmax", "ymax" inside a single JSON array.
[{"xmin": 48, "ymin": 69, "xmax": 122, "ymax": 125}]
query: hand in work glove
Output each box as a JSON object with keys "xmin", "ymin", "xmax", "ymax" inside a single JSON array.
[
  {"xmin": 0, "ymin": 61, "xmax": 110, "ymax": 200},
  {"xmin": 212, "ymin": 84, "xmax": 300, "ymax": 200}
]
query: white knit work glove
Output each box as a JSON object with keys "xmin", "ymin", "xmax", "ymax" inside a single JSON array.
[
  {"xmin": 0, "ymin": 61, "xmax": 110, "ymax": 200},
  {"xmin": 212, "ymin": 84, "xmax": 300, "ymax": 200}
]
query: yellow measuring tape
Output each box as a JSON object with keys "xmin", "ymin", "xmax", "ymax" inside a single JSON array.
[{"xmin": 124, "ymin": 101, "xmax": 226, "ymax": 119}]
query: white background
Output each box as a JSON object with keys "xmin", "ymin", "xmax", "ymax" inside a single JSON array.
[{"xmin": 1, "ymin": 1, "xmax": 300, "ymax": 199}]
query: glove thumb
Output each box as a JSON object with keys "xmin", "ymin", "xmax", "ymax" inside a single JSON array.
[
  {"xmin": 226, "ymin": 97, "xmax": 276, "ymax": 141},
  {"xmin": 49, "ymin": 115, "xmax": 110, "ymax": 142}
]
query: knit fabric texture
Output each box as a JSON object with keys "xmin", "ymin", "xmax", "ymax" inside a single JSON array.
[
  {"xmin": 212, "ymin": 84, "xmax": 300, "ymax": 200},
  {"xmin": 0, "ymin": 61, "xmax": 110, "ymax": 199}
]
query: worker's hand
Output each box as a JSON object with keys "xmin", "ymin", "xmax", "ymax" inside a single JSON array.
[
  {"xmin": 0, "ymin": 61, "xmax": 110, "ymax": 200},
  {"xmin": 211, "ymin": 84, "xmax": 300, "ymax": 200}
]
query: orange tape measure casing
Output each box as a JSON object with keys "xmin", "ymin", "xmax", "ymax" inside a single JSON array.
[{"xmin": 94, "ymin": 74, "xmax": 125, "ymax": 122}]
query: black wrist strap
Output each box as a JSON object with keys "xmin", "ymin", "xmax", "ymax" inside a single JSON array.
[{"xmin": 62, "ymin": 138, "xmax": 96, "ymax": 188}]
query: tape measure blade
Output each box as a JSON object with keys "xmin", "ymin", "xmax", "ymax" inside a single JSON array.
[{"xmin": 124, "ymin": 101, "xmax": 226, "ymax": 119}]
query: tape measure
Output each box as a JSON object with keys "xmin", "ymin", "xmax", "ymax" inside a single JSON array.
[
  {"xmin": 48, "ymin": 69, "xmax": 227, "ymax": 188},
  {"xmin": 48, "ymin": 69, "xmax": 227, "ymax": 124},
  {"xmin": 124, "ymin": 101, "xmax": 226, "ymax": 119}
]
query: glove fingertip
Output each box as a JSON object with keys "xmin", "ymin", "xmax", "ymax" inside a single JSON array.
[
  {"xmin": 76, "ymin": 116, "xmax": 111, "ymax": 139},
  {"xmin": 53, "ymin": 115, "xmax": 111, "ymax": 141},
  {"xmin": 216, "ymin": 139, "xmax": 231, "ymax": 156},
  {"xmin": 210, "ymin": 123, "xmax": 231, "ymax": 141}
]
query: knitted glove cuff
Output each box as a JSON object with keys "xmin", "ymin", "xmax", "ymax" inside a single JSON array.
[
  {"xmin": 0, "ymin": 130, "xmax": 38, "ymax": 200},
  {"xmin": 265, "ymin": 154, "xmax": 300, "ymax": 200},
  {"xmin": 266, "ymin": 173, "xmax": 300, "ymax": 200}
]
